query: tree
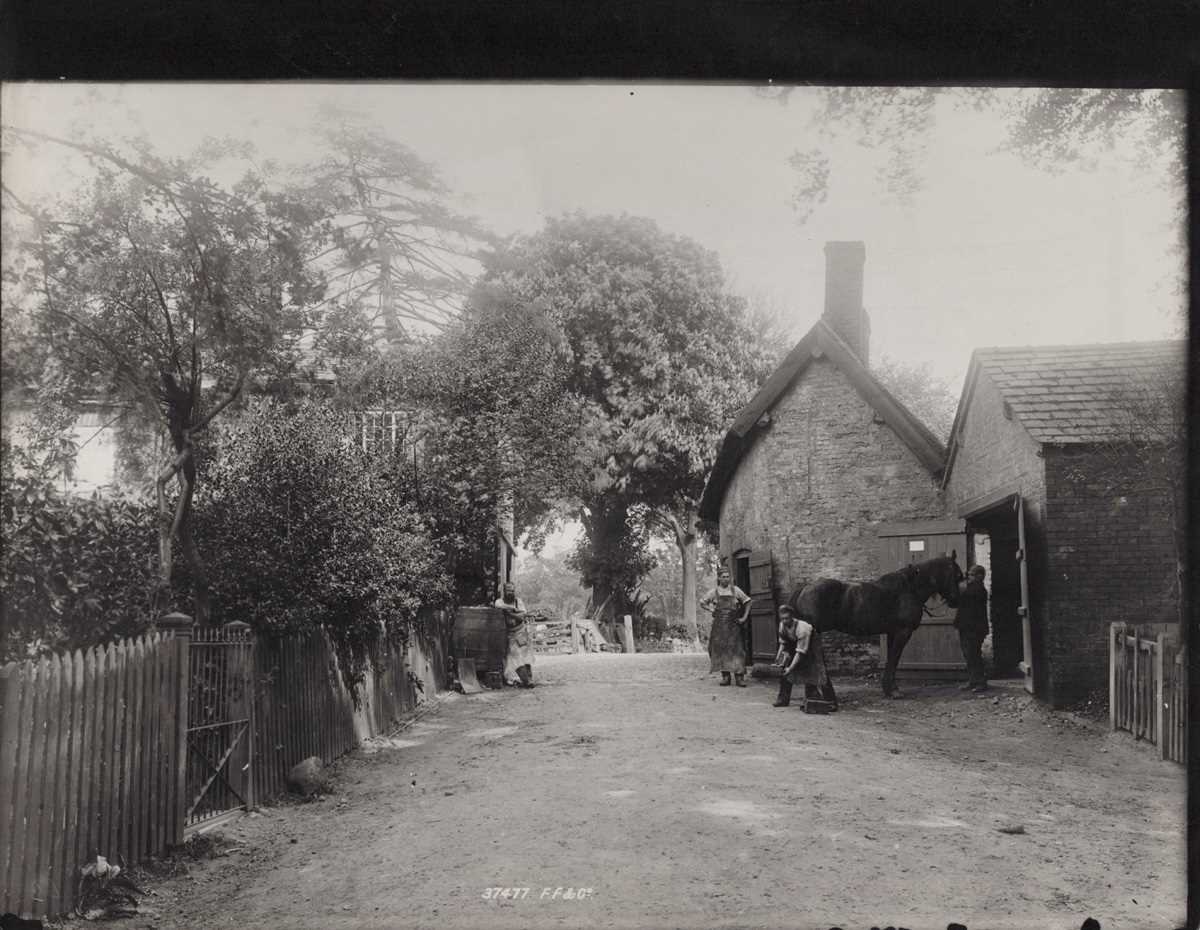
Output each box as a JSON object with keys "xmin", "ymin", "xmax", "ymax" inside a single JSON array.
[
  {"xmin": 872, "ymin": 355, "xmax": 958, "ymax": 443},
  {"xmin": 335, "ymin": 284, "xmax": 584, "ymax": 603},
  {"xmin": 478, "ymin": 213, "xmax": 775, "ymax": 636},
  {"xmin": 296, "ymin": 105, "xmax": 491, "ymax": 346},
  {"xmin": 192, "ymin": 399, "xmax": 450, "ymax": 687},
  {"xmin": 765, "ymin": 87, "xmax": 1183, "ymax": 212},
  {"xmin": 2, "ymin": 129, "xmax": 326, "ymax": 622}
]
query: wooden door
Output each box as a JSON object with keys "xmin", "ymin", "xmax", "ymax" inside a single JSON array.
[
  {"xmin": 747, "ymin": 553, "xmax": 778, "ymax": 663},
  {"xmin": 1016, "ymin": 494, "xmax": 1034, "ymax": 693},
  {"xmin": 877, "ymin": 520, "xmax": 967, "ymax": 676}
]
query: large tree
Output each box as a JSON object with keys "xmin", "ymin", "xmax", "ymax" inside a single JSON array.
[
  {"xmin": 2, "ymin": 116, "xmax": 494, "ymax": 622},
  {"xmin": 297, "ymin": 105, "xmax": 491, "ymax": 347},
  {"xmin": 2, "ymin": 131, "xmax": 327, "ymax": 623},
  {"xmin": 480, "ymin": 213, "xmax": 774, "ymax": 635}
]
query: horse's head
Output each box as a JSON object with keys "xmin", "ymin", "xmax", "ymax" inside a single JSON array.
[{"xmin": 910, "ymin": 552, "xmax": 964, "ymax": 607}]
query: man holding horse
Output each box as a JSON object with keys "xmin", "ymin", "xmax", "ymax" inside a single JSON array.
[
  {"xmin": 955, "ymin": 565, "xmax": 990, "ymax": 693},
  {"xmin": 700, "ymin": 567, "xmax": 752, "ymax": 687}
]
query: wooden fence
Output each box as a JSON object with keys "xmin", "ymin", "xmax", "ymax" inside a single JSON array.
[
  {"xmin": 1110, "ymin": 621, "xmax": 1187, "ymax": 763},
  {"xmin": 0, "ymin": 609, "xmax": 450, "ymax": 920},
  {"xmin": 0, "ymin": 633, "xmax": 185, "ymax": 919}
]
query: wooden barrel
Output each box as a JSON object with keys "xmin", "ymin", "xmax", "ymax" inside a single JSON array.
[{"xmin": 452, "ymin": 607, "xmax": 507, "ymax": 675}]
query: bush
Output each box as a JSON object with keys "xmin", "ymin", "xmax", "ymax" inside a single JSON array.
[
  {"xmin": 192, "ymin": 400, "xmax": 452, "ymax": 687},
  {"xmin": 1, "ymin": 475, "xmax": 159, "ymax": 662}
]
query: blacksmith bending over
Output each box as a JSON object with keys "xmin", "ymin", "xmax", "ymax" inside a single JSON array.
[
  {"xmin": 699, "ymin": 567, "xmax": 752, "ymax": 687},
  {"xmin": 773, "ymin": 603, "xmax": 838, "ymax": 710},
  {"xmin": 495, "ymin": 582, "xmax": 534, "ymax": 688},
  {"xmin": 955, "ymin": 565, "xmax": 989, "ymax": 693}
]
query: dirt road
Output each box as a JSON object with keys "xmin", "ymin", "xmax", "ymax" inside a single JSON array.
[{"xmin": 127, "ymin": 653, "xmax": 1185, "ymax": 930}]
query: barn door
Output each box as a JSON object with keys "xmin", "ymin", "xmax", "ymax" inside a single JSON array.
[
  {"xmin": 877, "ymin": 520, "xmax": 968, "ymax": 676},
  {"xmin": 745, "ymin": 553, "xmax": 778, "ymax": 663},
  {"xmin": 1015, "ymin": 494, "xmax": 1034, "ymax": 694}
]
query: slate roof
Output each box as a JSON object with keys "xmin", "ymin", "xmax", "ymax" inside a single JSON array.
[
  {"xmin": 968, "ymin": 340, "xmax": 1184, "ymax": 445},
  {"xmin": 698, "ymin": 320, "xmax": 947, "ymax": 522}
]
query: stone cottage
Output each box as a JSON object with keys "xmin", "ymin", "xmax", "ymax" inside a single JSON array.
[{"xmin": 698, "ymin": 242, "xmax": 963, "ymax": 673}]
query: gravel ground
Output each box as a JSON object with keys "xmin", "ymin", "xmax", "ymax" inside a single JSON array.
[{"xmin": 101, "ymin": 652, "xmax": 1185, "ymax": 930}]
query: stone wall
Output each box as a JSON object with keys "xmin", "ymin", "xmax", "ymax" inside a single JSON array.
[{"xmin": 718, "ymin": 358, "xmax": 946, "ymax": 671}]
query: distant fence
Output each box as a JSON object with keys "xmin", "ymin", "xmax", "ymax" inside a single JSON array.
[
  {"xmin": 0, "ymin": 608, "xmax": 450, "ymax": 920},
  {"xmin": 1109, "ymin": 621, "xmax": 1186, "ymax": 764}
]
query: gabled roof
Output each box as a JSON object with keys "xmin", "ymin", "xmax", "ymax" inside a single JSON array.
[
  {"xmin": 698, "ymin": 320, "xmax": 948, "ymax": 522},
  {"xmin": 942, "ymin": 339, "xmax": 1185, "ymax": 482}
]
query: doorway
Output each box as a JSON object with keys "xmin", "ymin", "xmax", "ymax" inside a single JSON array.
[{"xmin": 965, "ymin": 499, "xmax": 1025, "ymax": 680}]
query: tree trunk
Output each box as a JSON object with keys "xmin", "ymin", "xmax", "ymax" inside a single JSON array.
[
  {"xmin": 582, "ymin": 499, "xmax": 632, "ymax": 629},
  {"xmin": 669, "ymin": 507, "xmax": 702, "ymax": 647}
]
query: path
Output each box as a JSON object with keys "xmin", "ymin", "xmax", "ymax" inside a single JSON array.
[{"xmin": 127, "ymin": 653, "xmax": 1185, "ymax": 930}]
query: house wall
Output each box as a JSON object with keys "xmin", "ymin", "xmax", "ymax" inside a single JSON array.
[
  {"xmin": 1041, "ymin": 446, "xmax": 1179, "ymax": 704},
  {"xmin": 718, "ymin": 358, "xmax": 946, "ymax": 669},
  {"xmin": 942, "ymin": 370, "xmax": 1053, "ymax": 696}
]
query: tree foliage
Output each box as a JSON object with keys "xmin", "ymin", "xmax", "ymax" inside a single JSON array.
[
  {"xmin": 1, "ymin": 471, "xmax": 158, "ymax": 662},
  {"xmin": 872, "ymin": 355, "xmax": 958, "ymax": 443},
  {"xmin": 1, "ymin": 130, "xmax": 329, "ymax": 623},
  {"xmin": 770, "ymin": 87, "xmax": 1184, "ymax": 215},
  {"xmin": 477, "ymin": 213, "xmax": 775, "ymax": 625},
  {"xmin": 296, "ymin": 105, "xmax": 491, "ymax": 344},
  {"xmin": 191, "ymin": 399, "xmax": 451, "ymax": 684}
]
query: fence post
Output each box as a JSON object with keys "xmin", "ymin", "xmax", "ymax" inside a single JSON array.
[
  {"xmin": 1109, "ymin": 622, "xmax": 1119, "ymax": 731},
  {"xmin": 158, "ymin": 613, "xmax": 192, "ymax": 847},
  {"xmin": 1156, "ymin": 633, "xmax": 1167, "ymax": 760}
]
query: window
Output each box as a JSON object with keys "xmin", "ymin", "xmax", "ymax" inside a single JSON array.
[{"xmin": 355, "ymin": 410, "xmax": 408, "ymax": 455}]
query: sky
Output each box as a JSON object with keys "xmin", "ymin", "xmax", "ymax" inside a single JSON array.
[{"xmin": 1, "ymin": 83, "xmax": 1185, "ymax": 554}]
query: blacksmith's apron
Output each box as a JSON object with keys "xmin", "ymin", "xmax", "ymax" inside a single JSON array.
[{"xmin": 708, "ymin": 591, "xmax": 747, "ymax": 674}]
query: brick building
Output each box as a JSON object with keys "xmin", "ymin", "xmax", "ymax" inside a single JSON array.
[
  {"xmin": 942, "ymin": 341, "xmax": 1183, "ymax": 705},
  {"xmin": 699, "ymin": 241, "xmax": 1183, "ymax": 707}
]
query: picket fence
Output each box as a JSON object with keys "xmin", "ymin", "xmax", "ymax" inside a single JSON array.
[
  {"xmin": 1109, "ymin": 621, "xmax": 1187, "ymax": 764},
  {"xmin": 0, "ymin": 609, "xmax": 450, "ymax": 920}
]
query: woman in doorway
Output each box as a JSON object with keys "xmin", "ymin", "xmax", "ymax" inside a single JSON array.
[{"xmin": 700, "ymin": 567, "xmax": 752, "ymax": 687}]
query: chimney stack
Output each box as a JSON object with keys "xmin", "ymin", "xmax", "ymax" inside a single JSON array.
[{"xmin": 822, "ymin": 241, "xmax": 870, "ymax": 365}]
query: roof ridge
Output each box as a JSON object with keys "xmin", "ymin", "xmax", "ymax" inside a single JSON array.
[{"xmin": 974, "ymin": 338, "xmax": 1183, "ymax": 355}]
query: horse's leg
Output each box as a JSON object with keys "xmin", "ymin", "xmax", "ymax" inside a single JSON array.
[
  {"xmin": 882, "ymin": 631, "xmax": 899, "ymax": 697},
  {"xmin": 884, "ymin": 626, "xmax": 917, "ymax": 699}
]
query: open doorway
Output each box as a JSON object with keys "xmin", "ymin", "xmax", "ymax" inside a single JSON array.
[{"xmin": 965, "ymin": 501, "xmax": 1024, "ymax": 679}]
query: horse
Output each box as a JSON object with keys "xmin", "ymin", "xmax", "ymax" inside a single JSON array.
[{"xmin": 788, "ymin": 553, "xmax": 965, "ymax": 698}]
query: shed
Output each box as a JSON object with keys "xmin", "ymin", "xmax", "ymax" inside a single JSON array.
[{"xmin": 942, "ymin": 340, "xmax": 1184, "ymax": 705}]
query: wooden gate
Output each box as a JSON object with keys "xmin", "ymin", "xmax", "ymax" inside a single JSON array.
[
  {"xmin": 877, "ymin": 520, "xmax": 968, "ymax": 677},
  {"xmin": 186, "ymin": 625, "xmax": 255, "ymax": 829}
]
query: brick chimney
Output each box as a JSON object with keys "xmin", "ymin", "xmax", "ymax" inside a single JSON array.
[{"xmin": 822, "ymin": 241, "xmax": 870, "ymax": 365}]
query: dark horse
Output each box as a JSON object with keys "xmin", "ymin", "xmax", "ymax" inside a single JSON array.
[{"xmin": 788, "ymin": 554, "xmax": 965, "ymax": 698}]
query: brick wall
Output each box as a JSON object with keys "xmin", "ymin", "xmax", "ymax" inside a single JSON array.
[
  {"xmin": 1041, "ymin": 446, "xmax": 1180, "ymax": 704},
  {"xmin": 718, "ymin": 358, "xmax": 946, "ymax": 671}
]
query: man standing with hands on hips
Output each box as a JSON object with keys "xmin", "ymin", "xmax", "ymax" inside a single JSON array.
[{"xmin": 700, "ymin": 566, "xmax": 752, "ymax": 687}]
